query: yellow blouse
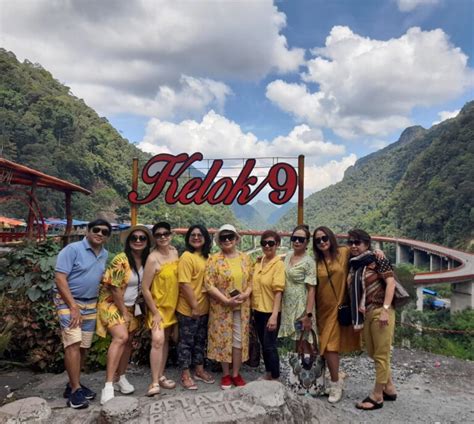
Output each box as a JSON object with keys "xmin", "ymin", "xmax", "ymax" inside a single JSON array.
[
  {"xmin": 176, "ymin": 251, "xmax": 209, "ymax": 317},
  {"xmin": 252, "ymin": 256, "xmax": 285, "ymax": 313}
]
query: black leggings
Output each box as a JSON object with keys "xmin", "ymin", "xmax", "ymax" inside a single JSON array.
[{"xmin": 253, "ymin": 310, "xmax": 281, "ymax": 379}]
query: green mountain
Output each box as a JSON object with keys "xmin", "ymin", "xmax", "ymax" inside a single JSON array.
[
  {"xmin": 278, "ymin": 101, "xmax": 474, "ymax": 250},
  {"xmin": 0, "ymin": 49, "xmax": 237, "ymax": 228}
]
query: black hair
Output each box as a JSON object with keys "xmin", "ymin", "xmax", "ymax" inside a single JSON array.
[
  {"xmin": 312, "ymin": 226, "xmax": 339, "ymax": 261},
  {"xmin": 261, "ymin": 230, "xmax": 281, "ymax": 245},
  {"xmin": 88, "ymin": 219, "xmax": 112, "ymax": 233},
  {"xmin": 348, "ymin": 228, "xmax": 372, "ymax": 250},
  {"xmin": 291, "ymin": 224, "xmax": 310, "ymax": 240},
  {"xmin": 124, "ymin": 229, "xmax": 152, "ymax": 276},
  {"xmin": 184, "ymin": 225, "xmax": 212, "ymax": 258},
  {"xmin": 152, "ymin": 221, "xmax": 171, "ymax": 235}
]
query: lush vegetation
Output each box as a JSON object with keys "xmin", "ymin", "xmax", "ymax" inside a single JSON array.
[
  {"xmin": 0, "ymin": 49, "xmax": 238, "ymax": 229},
  {"xmin": 279, "ymin": 102, "xmax": 474, "ymax": 250}
]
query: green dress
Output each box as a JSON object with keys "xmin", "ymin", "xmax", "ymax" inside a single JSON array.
[{"xmin": 279, "ymin": 252, "xmax": 317, "ymax": 340}]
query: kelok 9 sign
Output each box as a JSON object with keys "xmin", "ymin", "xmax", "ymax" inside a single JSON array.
[{"xmin": 128, "ymin": 152, "xmax": 298, "ymax": 206}]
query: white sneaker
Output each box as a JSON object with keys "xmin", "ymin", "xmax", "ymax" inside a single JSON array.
[
  {"xmin": 113, "ymin": 375, "xmax": 135, "ymax": 394},
  {"xmin": 328, "ymin": 381, "xmax": 343, "ymax": 403},
  {"xmin": 100, "ymin": 385, "xmax": 114, "ymax": 405}
]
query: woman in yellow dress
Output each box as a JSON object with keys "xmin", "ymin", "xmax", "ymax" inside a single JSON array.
[
  {"xmin": 96, "ymin": 224, "xmax": 153, "ymax": 404},
  {"xmin": 312, "ymin": 226, "xmax": 361, "ymax": 404},
  {"xmin": 142, "ymin": 221, "xmax": 179, "ymax": 396},
  {"xmin": 204, "ymin": 224, "xmax": 253, "ymax": 390}
]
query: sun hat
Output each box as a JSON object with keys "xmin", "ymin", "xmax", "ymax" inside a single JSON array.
[
  {"xmin": 120, "ymin": 224, "xmax": 153, "ymax": 244},
  {"xmin": 214, "ymin": 224, "xmax": 240, "ymax": 243}
]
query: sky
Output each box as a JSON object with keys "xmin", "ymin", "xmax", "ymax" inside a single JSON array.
[{"xmin": 1, "ymin": 0, "xmax": 473, "ymax": 198}]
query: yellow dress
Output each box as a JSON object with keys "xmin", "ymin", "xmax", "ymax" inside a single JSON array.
[
  {"xmin": 146, "ymin": 261, "xmax": 179, "ymax": 329},
  {"xmin": 316, "ymin": 247, "xmax": 360, "ymax": 354}
]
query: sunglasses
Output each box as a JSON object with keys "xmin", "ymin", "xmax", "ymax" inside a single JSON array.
[
  {"xmin": 154, "ymin": 231, "xmax": 171, "ymax": 239},
  {"xmin": 130, "ymin": 235, "xmax": 148, "ymax": 242},
  {"xmin": 290, "ymin": 235, "xmax": 308, "ymax": 244},
  {"xmin": 219, "ymin": 233, "xmax": 236, "ymax": 242},
  {"xmin": 315, "ymin": 235, "xmax": 329, "ymax": 245},
  {"xmin": 347, "ymin": 239, "xmax": 362, "ymax": 246},
  {"xmin": 91, "ymin": 227, "xmax": 110, "ymax": 236},
  {"xmin": 260, "ymin": 240, "xmax": 276, "ymax": 247},
  {"xmin": 190, "ymin": 233, "xmax": 203, "ymax": 239}
]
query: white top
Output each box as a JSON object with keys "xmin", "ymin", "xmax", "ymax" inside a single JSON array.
[{"xmin": 123, "ymin": 267, "xmax": 143, "ymax": 306}]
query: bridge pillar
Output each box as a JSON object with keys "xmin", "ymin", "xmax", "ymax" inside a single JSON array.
[
  {"xmin": 374, "ymin": 241, "xmax": 382, "ymax": 251},
  {"xmin": 416, "ymin": 286, "xmax": 424, "ymax": 311},
  {"xmin": 395, "ymin": 243, "xmax": 410, "ymax": 264},
  {"xmin": 451, "ymin": 281, "xmax": 474, "ymax": 312},
  {"xmin": 429, "ymin": 255, "xmax": 441, "ymax": 272},
  {"xmin": 413, "ymin": 250, "xmax": 430, "ymax": 270},
  {"xmin": 447, "ymin": 259, "xmax": 454, "ymax": 270}
]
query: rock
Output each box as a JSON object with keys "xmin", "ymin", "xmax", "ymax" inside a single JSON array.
[
  {"xmin": 146, "ymin": 381, "xmax": 337, "ymax": 424},
  {"xmin": 99, "ymin": 396, "xmax": 140, "ymax": 424},
  {"xmin": 0, "ymin": 397, "xmax": 51, "ymax": 423}
]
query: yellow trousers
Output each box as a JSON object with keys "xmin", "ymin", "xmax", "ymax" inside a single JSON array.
[{"xmin": 363, "ymin": 307, "xmax": 395, "ymax": 384}]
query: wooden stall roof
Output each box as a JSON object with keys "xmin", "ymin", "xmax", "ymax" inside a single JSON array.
[{"xmin": 0, "ymin": 158, "xmax": 91, "ymax": 195}]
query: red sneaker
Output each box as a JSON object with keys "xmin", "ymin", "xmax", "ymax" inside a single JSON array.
[
  {"xmin": 220, "ymin": 375, "xmax": 232, "ymax": 390},
  {"xmin": 232, "ymin": 374, "xmax": 246, "ymax": 387}
]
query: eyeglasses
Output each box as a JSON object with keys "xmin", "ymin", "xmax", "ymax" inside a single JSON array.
[
  {"xmin": 315, "ymin": 235, "xmax": 329, "ymax": 245},
  {"xmin": 130, "ymin": 235, "xmax": 147, "ymax": 242},
  {"xmin": 154, "ymin": 231, "xmax": 171, "ymax": 239},
  {"xmin": 260, "ymin": 240, "xmax": 276, "ymax": 247},
  {"xmin": 219, "ymin": 233, "xmax": 236, "ymax": 242},
  {"xmin": 190, "ymin": 233, "xmax": 203, "ymax": 239},
  {"xmin": 290, "ymin": 235, "xmax": 307, "ymax": 244},
  {"xmin": 91, "ymin": 227, "xmax": 110, "ymax": 236},
  {"xmin": 347, "ymin": 239, "xmax": 362, "ymax": 246}
]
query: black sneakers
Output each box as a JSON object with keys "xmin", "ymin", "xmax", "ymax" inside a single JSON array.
[
  {"xmin": 63, "ymin": 382, "xmax": 96, "ymax": 400},
  {"xmin": 66, "ymin": 388, "xmax": 89, "ymax": 409}
]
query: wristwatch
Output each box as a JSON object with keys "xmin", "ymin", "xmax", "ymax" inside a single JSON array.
[
  {"xmin": 383, "ymin": 304, "xmax": 390, "ymax": 311},
  {"xmin": 306, "ymin": 312, "xmax": 313, "ymax": 318}
]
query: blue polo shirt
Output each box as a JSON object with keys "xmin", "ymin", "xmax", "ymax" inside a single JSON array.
[{"xmin": 54, "ymin": 237, "xmax": 108, "ymax": 300}]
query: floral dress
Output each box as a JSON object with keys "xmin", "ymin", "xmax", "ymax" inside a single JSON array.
[
  {"xmin": 146, "ymin": 261, "xmax": 179, "ymax": 330},
  {"xmin": 204, "ymin": 251, "xmax": 253, "ymax": 363},
  {"xmin": 279, "ymin": 252, "xmax": 317, "ymax": 340},
  {"xmin": 96, "ymin": 252, "xmax": 141, "ymax": 337}
]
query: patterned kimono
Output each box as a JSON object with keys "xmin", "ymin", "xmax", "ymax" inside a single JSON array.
[
  {"xmin": 204, "ymin": 251, "xmax": 254, "ymax": 363},
  {"xmin": 96, "ymin": 252, "xmax": 140, "ymax": 337}
]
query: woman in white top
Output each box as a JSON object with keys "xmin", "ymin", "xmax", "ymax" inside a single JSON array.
[{"xmin": 96, "ymin": 225, "xmax": 153, "ymax": 404}]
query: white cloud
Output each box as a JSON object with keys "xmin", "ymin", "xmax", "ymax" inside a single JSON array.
[
  {"xmin": 1, "ymin": 0, "xmax": 304, "ymax": 117},
  {"xmin": 304, "ymin": 154, "xmax": 357, "ymax": 195},
  {"xmin": 266, "ymin": 26, "xmax": 473, "ymax": 139},
  {"xmin": 137, "ymin": 111, "xmax": 351, "ymax": 195},
  {"xmin": 432, "ymin": 109, "xmax": 460, "ymax": 125},
  {"xmin": 397, "ymin": 0, "xmax": 440, "ymax": 12},
  {"xmin": 69, "ymin": 75, "xmax": 232, "ymax": 119}
]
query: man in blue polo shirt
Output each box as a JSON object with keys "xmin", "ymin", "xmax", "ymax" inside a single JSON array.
[{"xmin": 54, "ymin": 219, "xmax": 111, "ymax": 409}]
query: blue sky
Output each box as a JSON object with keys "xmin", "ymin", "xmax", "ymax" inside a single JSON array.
[{"xmin": 1, "ymin": 0, "xmax": 473, "ymax": 196}]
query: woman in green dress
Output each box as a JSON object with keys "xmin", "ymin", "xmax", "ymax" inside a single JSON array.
[{"xmin": 279, "ymin": 225, "xmax": 317, "ymax": 343}]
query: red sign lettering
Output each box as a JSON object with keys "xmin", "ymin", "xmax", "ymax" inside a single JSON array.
[{"xmin": 128, "ymin": 152, "xmax": 298, "ymax": 206}]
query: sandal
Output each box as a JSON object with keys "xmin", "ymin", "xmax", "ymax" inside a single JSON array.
[
  {"xmin": 147, "ymin": 383, "xmax": 160, "ymax": 397},
  {"xmin": 194, "ymin": 371, "xmax": 215, "ymax": 384},
  {"xmin": 159, "ymin": 375, "xmax": 176, "ymax": 389},
  {"xmin": 383, "ymin": 391, "xmax": 397, "ymax": 401},
  {"xmin": 181, "ymin": 375, "xmax": 198, "ymax": 390},
  {"xmin": 356, "ymin": 396, "xmax": 383, "ymax": 410}
]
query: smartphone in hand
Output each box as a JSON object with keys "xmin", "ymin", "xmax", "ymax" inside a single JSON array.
[{"xmin": 229, "ymin": 288, "xmax": 241, "ymax": 297}]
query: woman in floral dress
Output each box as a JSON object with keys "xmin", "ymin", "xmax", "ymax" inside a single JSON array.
[
  {"xmin": 204, "ymin": 224, "xmax": 253, "ymax": 390},
  {"xmin": 279, "ymin": 224, "xmax": 317, "ymax": 343},
  {"xmin": 96, "ymin": 224, "xmax": 153, "ymax": 404}
]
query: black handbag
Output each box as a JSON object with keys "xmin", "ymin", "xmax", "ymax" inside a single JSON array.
[{"xmin": 323, "ymin": 258, "xmax": 352, "ymax": 327}]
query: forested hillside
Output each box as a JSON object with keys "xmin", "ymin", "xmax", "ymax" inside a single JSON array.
[
  {"xmin": 279, "ymin": 102, "xmax": 474, "ymax": 249},
  {"xmin": 0, "ymin": 49, "xmax": 237, "ymax": 228}
]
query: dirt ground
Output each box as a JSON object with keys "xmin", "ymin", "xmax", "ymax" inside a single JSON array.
[{"xmin": 1, "ymin": 347, "xmax": 473, "ymax": 423}]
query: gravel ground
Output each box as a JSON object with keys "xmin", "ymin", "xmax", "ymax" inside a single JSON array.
[{"xmin": 1, "ymin": 347, "xmax": 473, "ymax": 423}]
